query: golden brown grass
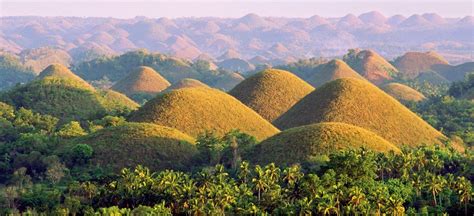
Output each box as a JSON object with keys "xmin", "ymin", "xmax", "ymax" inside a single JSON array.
[
  {"xmin": 308, "ymin": 59, "xmax": 365, "ymax": 87},
  {"xmin": 229, "ymin": 69, "xmax": 314, "ymax": 122},
  {"xmin": 111, "ymin": 66, "xmax": 171, "ymax": 97},
  {"xmin": 344, "ymin": 50, "xmax": 399, "ymax": 85},
  {"xmin": 382, "ymin": 82, "xmax": 426, "ymax": 102},
  {"xmin": 37, "ymin": 63, "xmax": 94, "ymax": 90},
  {"xmin": 248, "ymin": 122, "xmax": 400, "ymax": 165},
  {"xmin": 98, "ymin": 89, "xmax": 139, "ymax": 111},
  {"xmin": 393, "ymin": 51, "xmax": 449, "ymax": 78},
  {"xmin": 165, "ymin": 78, "xmax": 209, "ymax": 91},
  {"xmin": 274, "ymin": 78, "xmax": 446, "ymax": 147},
  {"xmin": 129, "ymin": 87, "xmax": 279, "ymax": 140},
  {"xmin": 76, "ymin": 122, "xmax": 197, "ymax": 171}
]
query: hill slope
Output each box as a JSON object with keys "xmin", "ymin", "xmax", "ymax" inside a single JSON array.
[
  {"xmin": 37, "ymin": 63, "xmax": 94, "ymax": 90},
  {"xmin": 229, "ymin": 69, "xmax": 314, "ymax": 121},
  {"xmin": 165, "ymin": 78, "xmax": 209, "ymax": 91},
  {"xmin": 248, "ymin": 122, "xmax": 400, "ymax": 165},
  {"xmin": 274, "ymin": 78, "xmax": 445, "ymax": 147},
  {"xmin": 129, "ymin": 87, "xmax": 279, "ymax": 140},
  {"xmin": 343, "ymin": 49, "xmax": 398, "ymax": 84},
  {"xmin": 111, "ymin": 66, "xmax": 171, "ymax": 97},
  {"xmin": 382, "ymin": 83, "xmax": 426, "ymax": 103},
  {"xmin": 307, "ymin": 59, "xmax": 365, "ymax": 87},
  {"xmin": 77, "ymin": 122, "xmax": 197, "ymax": 171},
  {"xmin": 393, "ymin": 51, "xmax": 449, "ymax": 78}
]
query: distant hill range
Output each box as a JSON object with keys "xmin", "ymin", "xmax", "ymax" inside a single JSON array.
[{"xmin": 1, "ymin": 12, "xmax": 473, "ymax": 65}]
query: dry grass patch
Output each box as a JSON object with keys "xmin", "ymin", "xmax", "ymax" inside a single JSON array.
[
  {"xmin": 229, "ymin": 68, "xmax": 314, "ymax": 122},
  {"xmin": 382, "ymin": 82, "xmax": 426, "ymax": 103},
  {"xmin": 307, "ymin": 59, "xmax": 365, "ymax": 87},
  {"xmin": 274, "ymin": 78, "xmax": 446, "ymax": 147},
  {"xmin": 344, "ymin": 49, "xmax": 398, "ymax": 84},
  {"xmin": 393, "ymin": 51, "xmax": 449, "ymax": 78},
  {"xmin": 111, "ymin": 66, "xmax": 171, "ymax": 97},
  {"xmin": 248, "ymin": 122, "xmax": 400, "ymax": 165},
  {"xmin": 165, "ymin": 78, "xmax": 209, "ymax": 91},
  {"xmin": 129, "ymin": 87, "xmax": 279, "ymax": 140}
]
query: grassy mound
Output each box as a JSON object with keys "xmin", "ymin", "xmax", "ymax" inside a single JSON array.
[
  {"xmin": 382, "ymin": 83, "xmax": 426, "ymax": 103},
  {"xmin": 415, "ymin": 71, "xmax": 450, "ymax": 85},
  {"xmin": 307, "ymin": 59, "xmax": 365, "ymax": 87},
  {"xmin": 248, "ymin": 122, "xmax": 400, "ymax": 165},
  {"xmin": 165, "ymin": 78, "xmax": 209, "ymax": 91},
  {"xmin": 129, "ymin": 87, "xmax": 279, "ymax": 140},
  {"xmin": 76, "ymin": 122, "xmax": 197, "ymax": 171},
  {"xmin": 213, "ymin": 72, "xmax": 245, "ymax": 91},
  {"xmin": 343, "ymin": 49, "xmax": 398, "ymax": 85},
  {"xmin": 393, "ymin": 51, "xmax": 449, "ymax": 78},
  {"xmin": 37, "ymin": 63, "xmax": 94, "ymax": 90},
  {"xmin": 1, "ymin": 77, "xmax": 137, "ymax": 121},
  {"xmin": 274, "ymin": 78, "xmax": 445, "ymax": 147},
  {"xmin": 111, "ymin": 66, "xmax": 171, "ymax": 97},
  {"xmin": 229, "ymin": 69, "xmax": 314, "ymax": 121}
]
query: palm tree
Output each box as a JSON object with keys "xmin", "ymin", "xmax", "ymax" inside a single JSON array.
[
  {"xmin": 348, "ymin": 186, "xmax": 365, "ymax": 213},
  {"xmin": 253, "ymin": 165, "xmax": 268, "ymax": 202},
  {"xmin": 385, "ymin": 196, "xmax": 405, "ymax": 216},
  {"xmin": 456, "ymin": 176, "xmax": 473, "ymax": 215},
  {"xmin": 426, "ymin": 174, "xmax": 445, "ymax": 206},
  {"xmin": 317, "ymin": 194, "xmax": 339, "ymax": 216}
]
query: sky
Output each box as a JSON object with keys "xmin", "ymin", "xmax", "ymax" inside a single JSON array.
[{"xmin": 0, "ymin": 0, "xmax": 472, "ymax": 18}]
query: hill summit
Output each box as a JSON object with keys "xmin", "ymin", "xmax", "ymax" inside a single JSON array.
[
  {"xmin": 343, "ymin": 49, "xmax": 398, "ymax": 84},
  {"xmin": 165, "ymin": 78, "xmax": 209, "ymax": 91},
  {"xmin": 382, "ymin": 83, "xmax": 426, "ymax": 103},
  {"xmin": 307, "ymin": 59, "xmax": 365, "ymax": 87},
  {"xmin": 229, "ymin": 69, "xmax": 314, "ymax": 122},
  {"xmin": 111, "ymin": 66, "xmax": 171, "ymax": 97},
  {"xmin": 248, "ymin": 122, "xmax": 400, "ymax": 165},
  {"xmin": 393, "ymin": 51, "xmax": 449, "ymax": 78},
  {"xmin": 274, "ymin": 78, "xmax": 445, "ymax": 147},
  {"xmin": 37, "ymin": 63, "xmax": 93, "ymax": 90},
  {"xmin": 129, "ymin": 87, "xmax": 279, "ymax": 140}
]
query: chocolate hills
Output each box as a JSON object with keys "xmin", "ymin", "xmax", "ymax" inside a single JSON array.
[
  {"xmin": 393, "ymin": 51, "xmax": 449, "ymax": 78},
  {"xmin": 274, "ymin": 78, "xmax": 445, "ymax": 147},
  {"xmin": 165, "ymin": 78, "xmax": 209, "ymax": 91},
  {"xmin": 128, "ymin": 87, "xmax": 279, "ymax": 140},
  {"xmin": 37, "ymin": 63, "xmax": 94, "ymax": 90},
  {"xmin": 248, "ymin": 122, "xmax": 400, "ymax": 165},
  {"xmin": 111, "ymin": 66, "xmax": 171, "ymax": 97},
  {"xmin": 1, "ymin": 64, "xmax": 138, "ymax": 121},
  {"xmin": 382, "ymin": 83, "xmax": 426, "ymax": 103},
  {"xmin": 77, "ymin": 122, "xmax": 197, "ymax": 171},
  {"xmin": 307, "ymin": 59, "xmax": 365, "ymax": 87},
  {"xmin": 343, "ymin": 49, "xmax": 398, "ymax": 84},
  {"xmin": 229, "ymin": 69, "xmax": 314, "ymax": 122}
]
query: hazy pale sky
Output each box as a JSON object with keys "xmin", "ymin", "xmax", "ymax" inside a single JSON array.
[{"xmin": 1, "ymin": 0, "xmax": 472, "ymax": 18}]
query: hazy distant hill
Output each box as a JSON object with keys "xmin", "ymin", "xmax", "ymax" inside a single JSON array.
[{"xmin": 1, "ymin": 11, "xmax": 473, "ymax": 64}]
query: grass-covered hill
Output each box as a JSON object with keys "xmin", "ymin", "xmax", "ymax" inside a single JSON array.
[
  {"xmin": 393, "ymin": 51, "xmax": 449, "ymax": 78},
  {"xmin": 248, "ymin": 122, "xmax": 400, "ymax": 165},
  {"xmin": 128, "ymin": 87, "xmax": 279, "ymax": 140},
  {"xmin": 274, "ymin": 78, "xmax": 446, "ymax": 147},
  {"xmin": 307, "ymin": 59, "xmax": 365, "ymax": 87},
  {"xmin": 229, "ymin": 69, "xmax": 314, "ymax": 122},
  {"xmin": 165, "ymin": 78, "xmax": 209, "ymax": 91},
  {"xmin": 432, "ymin": 62, "xmax": 474, "ymax": 82},
  {"xmin": 36, "ymin": 63, "xmax": 94, "ymax": 90},
  {"xmin": 343, "ymin": 49, "xmax": 398, "ymax": 84},
  {"xmin": 111, "ymin": 66, "xmax": 171, "ymax": 97},
  {"xmin": 382, "ymin": 82, "xmax": 426, "ymax": 103},
  {"xmin": 1, "ymin": 64, "xmax": 138, "ymax": 121},
  {"xmin": 212, "ymin": 72, "xmax": 246, "ymax": 91},
  {"xmin": 76, "ymin": 122, "xmax": 197, "ymax": 171}
]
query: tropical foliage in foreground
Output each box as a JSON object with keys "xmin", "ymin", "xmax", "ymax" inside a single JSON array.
[{"xmin": 0, "ymin": 145, "xmax": 472, "ymax": 215}]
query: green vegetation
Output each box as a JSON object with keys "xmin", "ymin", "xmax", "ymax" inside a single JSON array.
[
  {"xmin": 129, "ymin": 87, "xmax": 279, "ymax": 140},
  {"xmin": 343, "ymin": 49, "xmax": 398, "ymax": 84},
  {"xmin": 276, "ymin": 57, "xmax": 328, "ymax": 80},
  {"xmin": 111, "ymin": 66, "xmax": 171, "ymax": 101},
  {"xmin": 76, "ymin": 122, "xmax": 197, "ymax": 172},
  {"xmin": 448, "ymin": 73, "xmax": 474, "ymax": 100},
  {"xmin": 1, "ymin": 75, "xmax": 137, "ymax": 122},
  {"xmin": 36, "ymin": 64, "xmax": 93, "ymax": 90},
  {"xmin": 275, "ymin": 78, "xmax": 446, "ymax": 147},
  {"xmin": 382, "ymin": 82, "xmax": 426, "ymax": 103},
  {"xmin": 229, "ymin": 69, "xmax": 314, "ymax": 121},
  {"xmin": 249, "ymin": 122, "xmax": 400, "ymax": 165},
  {"xmin": 0, "ymin": 54, "xmax": 35, "ymax": 91}
]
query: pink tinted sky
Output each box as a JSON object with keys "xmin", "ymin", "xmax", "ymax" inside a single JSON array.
[{"xmin": 1, "ymin": 0, "xmax": 472, "ymax": 18}]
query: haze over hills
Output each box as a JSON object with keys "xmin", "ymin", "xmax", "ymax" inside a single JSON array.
[{"xmin": 1, "ymin": 12, "xmax": 473, "ymax": 65}]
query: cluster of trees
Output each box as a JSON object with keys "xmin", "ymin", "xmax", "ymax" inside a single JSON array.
[
  {"xmin": 1, "ymin": 145, "xmax": 472, "ymax": 215},
  {"xmin": 0, "ymin": 54, "xmax": 35, "ymax": 91}
]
